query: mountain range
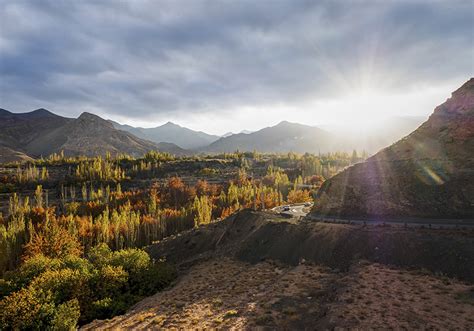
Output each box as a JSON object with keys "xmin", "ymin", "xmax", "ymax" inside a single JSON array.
[
  {"xmin": 0, "ymin": 107, "xmax": 424, "ymax": 163},
  {"xmin": 110, "ymin": 120, "xmax": 220, "ymax": 149},
  {"xmin": 311, "ymin": 78, "xmax": 474, "ymax": 218},
  {"xmin": 0, "ymin": 109, "xmax": 186, "ymax": 162},
  {"xmin": 114, "ymin": 118, "xmax": 424, "ymax": 154}
]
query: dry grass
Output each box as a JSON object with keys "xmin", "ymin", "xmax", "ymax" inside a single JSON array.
[{"xmin": 82, "ymin": 258, "xmax": 474, "ymax": 330}]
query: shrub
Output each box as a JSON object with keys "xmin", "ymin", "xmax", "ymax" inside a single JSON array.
[
  {"xmin": 13, "ymin": 255, "xmax": 63, "ymax": 289},
  {"xmin": 88, "ymin": 297, "xmax": 128, "ymax": 320},
  {"xmin": 29, "ymin": 268, "xmax": 87, "ymax": 304},
  {"xmin": 92, "ymin": 265, "xmax": 129, "ymax": 298},
  {"xmin": 0, "ymin": 286, "xmax": 55, "ymax": 330},
  {"xmin": 87, "ymin": 243, "xmax": 113, "ymax": 268},
  {"xmin": 108, "ymin": 248, "xmax": 151, "ymax": 274},
  {"xmin": 50, "ymin": 299, "xmax": 81, "ymax": 331}
]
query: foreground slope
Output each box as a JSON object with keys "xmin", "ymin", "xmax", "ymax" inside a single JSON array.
[
  {"xmin": 83, "ymin": 210, "xmax": 474, "ymax": 329},
  {"xmin": 312, "ymin": 78, "xmax": 474, "ymax": 219}
]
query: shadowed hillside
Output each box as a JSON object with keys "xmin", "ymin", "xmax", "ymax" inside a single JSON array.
[{"xmin": 311, "ymin": 78, "xmax": 474, "ymax": 219}]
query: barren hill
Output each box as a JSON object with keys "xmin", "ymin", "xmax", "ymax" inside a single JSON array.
[
  {"xmin": 83, "ymin": 210, "xmax": 474, "ymax": 329},
  {"xmin": 311, "ymin": 78, "xmax": 474, "ymax": 219}
]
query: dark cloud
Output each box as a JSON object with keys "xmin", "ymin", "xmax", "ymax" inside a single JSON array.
[{"xmin": 1, "ymin": 0, "xmax": 473, "ymax": 121}]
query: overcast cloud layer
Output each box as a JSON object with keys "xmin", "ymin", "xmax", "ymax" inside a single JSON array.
[{"xmin": 1, "ymin": 0, "xmax": 473, "ymax": 134}]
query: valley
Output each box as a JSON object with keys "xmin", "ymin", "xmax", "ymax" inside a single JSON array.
[{"xmin": 1, "ymin": 1, "xmax": 473, "ymax": 329}]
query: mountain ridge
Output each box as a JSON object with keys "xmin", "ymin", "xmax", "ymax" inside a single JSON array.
[
  {"xmin": 110, "ymin": 120, "xmax": 220, "ymax": 149},
  {"xmin": 0, "ymin": 109, "xmax": 188, "ymax": 162},
  {"xmin": 311, "ymin": 78, "xmax": 474, "ymax": 219}
]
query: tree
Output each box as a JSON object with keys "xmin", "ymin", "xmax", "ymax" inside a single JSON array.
[{"xmin": 193, "ymin": 196, "xmax": 212, "ymax": 226}]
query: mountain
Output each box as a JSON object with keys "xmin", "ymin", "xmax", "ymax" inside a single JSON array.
[
  {"xmin": 0, "ymin": 109, "xmax": 187, "ymax": 161},
  {"xmin": 110, "ymin": 121, "xmax": 220, "ymax": 149},
  {"xmin": 221, "ymin": 130, "xmax": 253, "ymax": 138},
  {"xmin": 311, "ymin": 78, "xmax": 474, "ymax": 219},
  {"xmin": 0, "ymin": 108, "xmax": 73, "ymax": 151},
  {"xmin": 205, "ymin": 121, "xmax": 333, "ymax": 153}
]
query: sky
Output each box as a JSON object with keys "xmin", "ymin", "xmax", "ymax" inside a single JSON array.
[{"xmin": 1, "ymin": 0, "xmax": 473, "ymax": 135}]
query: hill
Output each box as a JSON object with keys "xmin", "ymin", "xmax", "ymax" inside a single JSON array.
[
  {"xmin": 311, "ymin": 78, "xmax": 474, "ymax": 219},
  {"xmin": 0, "ymin": 108, "xmax": 73, "ymax": 153},
  {"xmin": 0, "ymin": 109, "xmax": 187, "ymax": 160},
  {"xmin": 83, "ymin": 210, "xmax": 474, "ymax": 329},
  {"xmin": 111, "ymin": 121, "xmax": 220, "ymax": 149},
  {"xmin": 0, "ymin": 146, "xmax": 34, "ymax": 163}
]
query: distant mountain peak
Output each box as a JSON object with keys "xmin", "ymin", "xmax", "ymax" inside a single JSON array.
[
  {"xmin": 161, "ymin": 121, "xmax": 181, "ymax": 128},
  {"xmin": 32, "ymin": 108, "xmax": 51, "ymax": 113},
  {"xmin": 78, "ymin": 112, "xmax": 115, "ymax": 128},
  {"xmin": 27, "ymin": 108, "xmax": 58, "ymax": 118},
  {"xmin": 78, "ymin": 112, "xmax": 102, "ymax": 120},
  {"xmin": 275, "ymin": 120, "xmax": 301, "ymax": 128}
]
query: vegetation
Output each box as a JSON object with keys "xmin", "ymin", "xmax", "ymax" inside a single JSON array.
[{"xmin": 0, "ymin": 149, "xmax": 365, "ymax": 328}]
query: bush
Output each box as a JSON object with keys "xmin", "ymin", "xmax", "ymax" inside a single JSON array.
[
  {"xmin": 108, "ymin": 248, "xmax": 151, "ymax": 274},
  {"xmin": 92, "ymin": 265, "xmax": 129, "ymax": 298},
  {"xmin": 0, "ymin": 245, "xmax": 176, "ymax": 329},
  {"xmin": 13, "ymin": 255, "xmax": 63, "ymax": 289},
  {"xmin": 29, "ymin": 268, "xmax": 87, "ymax": 303},
  {"xmin": 0, "ymin": 286, "xmax": 55, "ymax": 330},
  {"xmin": 50, "ymin": 299, "xmax": 81, "ymax": 331},
  {"xmin": 87, "ymin": 243, "xmax": 112, "ymax": 268}
]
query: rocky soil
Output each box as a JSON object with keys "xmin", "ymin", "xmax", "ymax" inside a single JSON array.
[
  {"xmin": 82, "ymin": 210, "xmax": 474, "ymax": 329},
  {"xmin": 83, "ymin": 257, "xmax": 473, "ymax": 330}
]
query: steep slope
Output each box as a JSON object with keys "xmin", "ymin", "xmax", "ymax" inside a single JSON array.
[
  {"xmin": 111, "ymin": 121, "xmax": 220, "ymax": 149},
  {"xmin": 205, "ymin": 121, "xmax": 333, "ymax": 153},
  {"xmin": 0, "ymin": 146, "xmax": 34, "ymax": 163},
  {"xmin": 83, "ymin": 210, "xmax": 474, "ymax": 329},
  {"xmin": 311, "ymin": 78, "xmax": 474, "ymax": 219},
  {"xmin": 27, "ymin": 112, "xmax": 187, "ymax": 157},
  {"xmin": 0, "ymin": 108, "xmax": 72, "ymax": 152}
]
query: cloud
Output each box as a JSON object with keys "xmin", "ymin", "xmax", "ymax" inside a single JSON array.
[{"xmin": 1, "ymin": 0, "xmax": 473, "ymax": 127}]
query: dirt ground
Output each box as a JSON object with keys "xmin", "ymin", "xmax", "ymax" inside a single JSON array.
[{"xmin": 83, "ymin": 257, "xmax": 474, "ymax": 330}]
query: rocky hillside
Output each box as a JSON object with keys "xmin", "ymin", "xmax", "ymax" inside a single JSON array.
[
  {"xmin": 311, "ymin": 78, "xmax": 474, "ymax": 219},
  {"xmin": 83, "ymin": 210, "xmax": 474, "ymax": 329},
  {"xmin": 0, "ymin": 109, "xmax": 187, "ymax": 161}
]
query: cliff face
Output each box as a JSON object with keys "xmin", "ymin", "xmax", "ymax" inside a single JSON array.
[{"xmin": 311, "ymin": 79, "xmax": 474, "ymax": 219}]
